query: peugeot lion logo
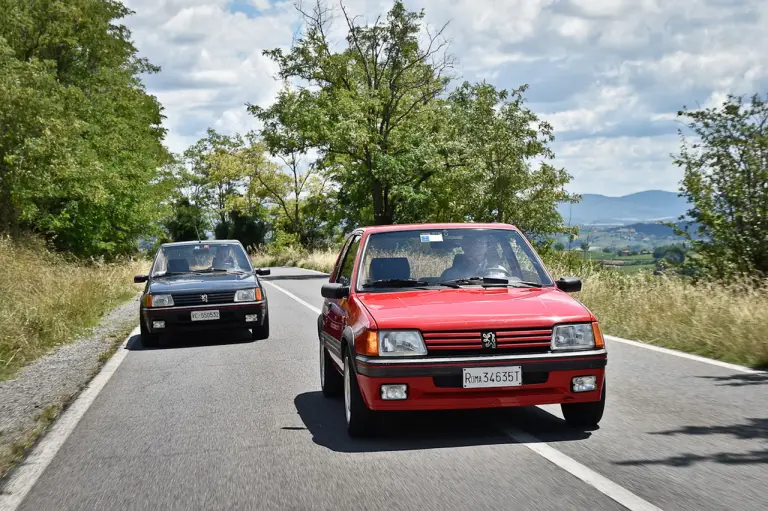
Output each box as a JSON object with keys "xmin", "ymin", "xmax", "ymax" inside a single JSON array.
[
  {"xmin": 201, "ymin": 294, "xmax": 208, "ymax": 303},
  {"xmin": 481, "ymin": 331, "xmax": 497, "ymax": 349}
]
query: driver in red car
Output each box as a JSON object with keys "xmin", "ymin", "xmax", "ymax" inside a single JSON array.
[{"xmin": 441, "ymin": 233, "xmax": 507, "ymax": 280}]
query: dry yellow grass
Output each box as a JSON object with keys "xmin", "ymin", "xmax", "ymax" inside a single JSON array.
[
  {"xmin": 251, "ymin": 247, "xmax": 339, "ymax": 274},
  {"xmin": 0, "ymin": 237, "xmax": 146, "ymax": 380},
  {"xmin": 254, "ymin": 247, "xmax": 768, "ymax": 368}
]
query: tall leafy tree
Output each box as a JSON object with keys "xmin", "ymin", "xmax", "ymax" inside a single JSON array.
[
  {"xmin": 257, "ymin": 0, "xmax": 453, "ymax": 225},
  {"xmin": 0, "ymin": 0, "xmax": 171, "ymax": 257},
  {"xmin": 675, "ymin": 93, "xmax": 768, "ymax": 277}
]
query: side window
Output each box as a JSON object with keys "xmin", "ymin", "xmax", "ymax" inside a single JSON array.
[{"xmin": 336, "ymin": 235, "xmax": 361, "ymax": 286}]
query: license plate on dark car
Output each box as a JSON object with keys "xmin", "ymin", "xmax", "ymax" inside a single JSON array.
[{"xmin": 190, "ymin": 310, "xmax": 220, "ymax": 321}]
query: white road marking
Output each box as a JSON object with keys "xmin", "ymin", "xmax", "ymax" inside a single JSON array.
[
  {"xmin": 504, "ymin": 428, "xmax": 664, "ymax": 511},
  {"xmin": 269, "ymin": 274, "xmax": 664, "ymax": 510},
  {"xmin": 0, "ymin": 327, "xmax": 137, "ymax": 511},
  {"xmin": 262, "ymin": 281, "xmax": 322, "ymax": 314},
  {"xmin": 605, "ymin": 335, "xmax": 761, "ymax": 374}
]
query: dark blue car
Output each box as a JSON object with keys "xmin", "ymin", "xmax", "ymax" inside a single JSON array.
[{"xmin": 134, "ymin": 240, "xmax": 271, "ymax": 347}]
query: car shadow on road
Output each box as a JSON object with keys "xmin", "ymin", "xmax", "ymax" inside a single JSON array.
[
  {"xmin": 293, "ymin": 391, "xmax": 591, "ymax": 453},
  {"xmin": 125, "ymin": 329, "xmax": 255, "ymax": 351},
  {"xmin": 697, "ymin": 372, "xmax": 768, "ymax": 387},
  {"xmin": 613, "ymin": 417, "xmax": 768, "ymax": 467}
]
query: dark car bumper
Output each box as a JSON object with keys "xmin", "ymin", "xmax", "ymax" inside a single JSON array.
[
  {"xmin": 142, "ymin": 302, "xmax": 267, "ymax": 334},
  {"xmin": 353, "ymin": 349, "xmax": 607, "ymax": 411}
]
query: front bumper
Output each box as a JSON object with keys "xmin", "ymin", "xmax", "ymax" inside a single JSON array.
[
  {"xmin": 354, "ymin": 349, "xmax": 607, "ymax": 411},
  {"xmin": 142, "ymin": 302, "xmax": 266, "ymax": 334}
]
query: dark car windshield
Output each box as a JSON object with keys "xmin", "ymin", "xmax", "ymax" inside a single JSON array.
[
  {"xmin": 356, "ymin": 228, "xmax": 554, "ymax": 290},
  {"xmin": 151, "ymin": 243, "xmax": 253, "ymax": 276}
]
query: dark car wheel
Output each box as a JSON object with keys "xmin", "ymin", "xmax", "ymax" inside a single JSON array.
[
  {"xmin": 140, "ymin": 318, "xmax": 160, "ymax": 348},
  {"xmin": 343, "ymin": 350, "xmax": 375, "ymax": 437},
  {"xmin": 561, "ymin": 380, "xmax": 606, "ymax": 429},
  {"xmin": 320, "ymin": 340, "xmax": 342, "ymax": 397},
  {"xmin": 251, "ymin": 311, "xmax": 269, "ymax": 340}
]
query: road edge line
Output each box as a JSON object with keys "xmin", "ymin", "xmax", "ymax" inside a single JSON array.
[
  {"xmin": 605, "ymin": 335, "xmax": 761, "ymax": 374},
  {"xmin": 504, "ymin": 428, "xmax": 664, "ymax": 511},
  {"xmin": 262, "ymin": 281, "xmax": 322, "ymax": 314},
  {"xmin": 0, "ymin": 326, "xmax": 138, "ymax": 511}
]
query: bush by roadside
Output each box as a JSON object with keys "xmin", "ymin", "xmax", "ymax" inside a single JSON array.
[
  {"xmin": 0, "ymin": 237, "xmax": 145, "ymax": 381},
  {"xmin": 253, "ymin": 247, "xmax": 768, "ymax": 369}
]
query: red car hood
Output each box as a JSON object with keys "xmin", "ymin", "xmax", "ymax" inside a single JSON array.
[{"xmin": 357, "ymin": 287, "xmax": 593, "ymax": 331}]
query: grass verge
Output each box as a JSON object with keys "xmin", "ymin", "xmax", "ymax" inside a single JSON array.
[
  {"xmin": 0, "ymin": 236, "xmax": 145, "ymax": 381},
  {"xmin": 0, "ymin": 317, "xmax": 138, "ymax": 479},
  {"xmin": 253, "ymin": 247, "xmax": 768, "ymax": 369}
]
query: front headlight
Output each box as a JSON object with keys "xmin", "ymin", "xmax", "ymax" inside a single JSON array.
[
  {"xmin": 551, "ymin": 323, "xmax": 595, "ymax": 351},
  {"xmin": 150, "ymin": 294, "xmax": 174, "ymax": 307},
  {"xmin": 234, "ymin": 288, "xmax": 257, "ymax": 302},
  {"xmin": 379, "ymin": 330, "xmax": 427, "ymax": 356}
]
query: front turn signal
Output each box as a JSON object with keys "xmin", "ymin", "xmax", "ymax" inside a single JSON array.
[
  {"xmin": 144, "ymin": 294, "xmax": 152, "ymax": 307},
  {"xmin": 592, "ymin": 322, "xmax": 605, "ymax": 349},
  {"xmin": 355, "ymin": 330, "xmax": 378, "ymax": 356}
]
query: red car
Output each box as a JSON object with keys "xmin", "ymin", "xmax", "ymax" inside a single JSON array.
[{"xmin": 318, "ymin": 223, "xmax": 607, "ymax": 437}]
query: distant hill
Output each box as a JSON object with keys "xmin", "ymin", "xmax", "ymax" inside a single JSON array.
[
  {"xmin": 607, "ymin": 221, "xmax": 703, "ymax": 239},
  {"xmin": 559, "ymin": 190, "xmax": 689, "ymax": 226}
]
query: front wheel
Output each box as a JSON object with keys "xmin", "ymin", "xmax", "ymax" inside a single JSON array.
[
  {"xmin": 344, "ymin": 351, "xmax": 375, "ymax": 437},
  {"xmin": 561, "ymin": 380, "xmax": 606, "ymax": 429},
  {"xmin": 251, "ymin": 311, "xmax": 269, "ymax": 340}
]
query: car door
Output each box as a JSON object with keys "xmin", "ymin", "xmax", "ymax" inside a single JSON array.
[{"xmin": 322, "ymin": 234, "xmax": 362, "ymax": 362}]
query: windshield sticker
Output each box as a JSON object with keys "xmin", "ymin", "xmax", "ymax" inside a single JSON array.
[{"xmin": 420, "ymin": 233, "xmax": 444, "ymax": 243}]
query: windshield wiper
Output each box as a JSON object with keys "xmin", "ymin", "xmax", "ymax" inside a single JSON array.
[
  {"xmin": 439, "ymin": 277, "xmax": 543, "ymax": 288},
  {"xmin": 192, "ymin": 268, "xmax": 247, "ymax": 274},
  {"xmin": 152, "ymin": 271, "xmax": 191, "ymax": 277},
  {"xmin": 362, "ymin": 278, "xmax": 432, "ymax": 288}
]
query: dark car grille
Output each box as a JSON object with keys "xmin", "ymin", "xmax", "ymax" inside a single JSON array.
[
  {"xmin": 171, "ymin": 291, "xmax": 236, "ymax": 306},
  {"xmin": 423, "ymin": 327, "xmax": 552, "ymax": 356}
]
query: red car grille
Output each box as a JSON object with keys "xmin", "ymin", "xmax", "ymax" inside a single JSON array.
[{"xmin": 423, "ymin": 328, "xmax": 552, "ymax": 355}]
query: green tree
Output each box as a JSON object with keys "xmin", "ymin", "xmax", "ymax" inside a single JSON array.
[
  {"xmin": 553, "ymin": 242, "xmax": 565, "ymax": 251},
  {"xmin": 0, "ymin": 0, "xmax": 170, "ymax": 257},
  {"xmin": 257, "ymin": 0, "xmax": 453, "ymax": 225},
  {"xmin": 414, "ymin": 81, "xmax": 577, "ymax": 236},
  {"xmin": 163, "ymin": 198, "xmax": 209, "ymax": 242},
  {"xmin": 674, "ymin": 93, "xmax": 768, "ymax": 277}
]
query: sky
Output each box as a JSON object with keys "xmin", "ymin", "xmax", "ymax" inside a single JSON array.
[{"xmin": 122, "ymin": 0, "xmax": 768, "ymax": 196}]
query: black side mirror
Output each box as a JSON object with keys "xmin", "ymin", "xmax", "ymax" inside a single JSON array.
[
  {"xmin": 321, "ymin": 282, "xmax": 350, "ymax": 299},
  {"xmin": 256, "ymin": 268, "xmax": 271, "ymax": 276},
  {"xmin": 556, "ymin": 277, "xmax": 582, "ymax": 293},
  {"xmin": 134, "ymin": 275, "xmax": 148, "ymax": 284}
]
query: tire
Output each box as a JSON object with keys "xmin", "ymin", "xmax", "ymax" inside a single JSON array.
[
  {"xmin": 561, "ymin": 380, "xmax": 606, "ymax": 429},
  {"xmin": 251, "ymin": 310, "xmax": 269, "ymax": 340},
  {"xmin": 343, "ymin": 350, "xmax": 375, "ymax": 437},
  {"xmin": 320, "ymin": 340, "xmax": 342, "ymax": 397},
  {"xmin": 140, "ymin": 318, "xmax": 159, "ymax": 348}
]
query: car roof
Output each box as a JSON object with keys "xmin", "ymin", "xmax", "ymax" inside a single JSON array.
[
  {"xmin": 159, "ymin": 240, "xmax": 243, "ymax": 248},
  {"xmin": 354, "ymin": 222, "xmax": 520, "ymax": 235}
]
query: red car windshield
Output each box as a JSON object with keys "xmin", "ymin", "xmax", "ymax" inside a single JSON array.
[{"xmin": 356, "ymin": 228, "xmax": 554, "ymax": 289}]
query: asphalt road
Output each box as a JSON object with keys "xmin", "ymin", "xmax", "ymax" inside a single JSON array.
[{"xmin": 11, "ymin": 267, "xmax": 768, "ymax": 510}]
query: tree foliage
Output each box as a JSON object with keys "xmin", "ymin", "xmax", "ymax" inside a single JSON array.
[
  {"xmin": 251, "ymin": 0, "xmax": 574, "ymax": 238},
  {"xmin": 0, "ymin": 0, "xmax": 171, "ymax": 257},
  {"xmin": 675, "ymin": 93, "xmax": 768, "ymax": 277}
]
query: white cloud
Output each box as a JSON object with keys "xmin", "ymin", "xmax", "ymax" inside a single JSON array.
[{"xmin": 122, "ymin": 0, "xmax": 768, "ymax": 195}]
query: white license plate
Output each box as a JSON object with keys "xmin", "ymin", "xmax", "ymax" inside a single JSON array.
[
  {"xmin": 463, "ymin": 366, "xmax": 522, "ymax": 388},
  {"xmin": 190, "ymin": 310, "xmax": 220, "ymax": 321}
]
